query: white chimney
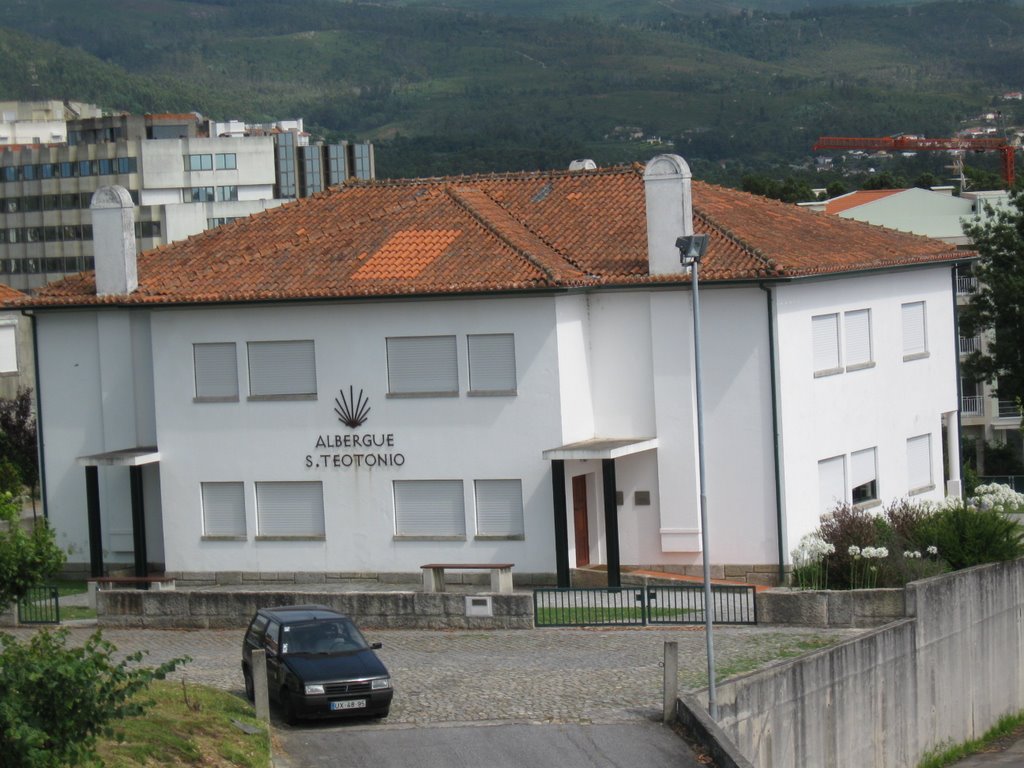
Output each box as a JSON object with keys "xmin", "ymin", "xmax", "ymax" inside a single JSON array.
[
  {"xmin": 643, "ymin": 154, "xmax": 693, "ymax": 275},
  {"xmin": 90, "ymin": 185, "xmax": 137, "ymax": 296}
]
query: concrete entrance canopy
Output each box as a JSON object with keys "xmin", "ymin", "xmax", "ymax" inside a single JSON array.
[
  {"xmin": 76, "ymin": 447, "xmax": 160, "ymax": 579},
  {"xmin": 543, "ymin": 438, "xmax": 658, "ymax": 588}
]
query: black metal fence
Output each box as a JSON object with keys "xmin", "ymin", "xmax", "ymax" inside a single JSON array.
[
  {"xmin": 18, "ymin": 584, "xmax": 60, "ymax": 624},
  {"xmin": 534, "ymin": 584, "xmax": 757, "ymax": 628},
  {"xmin": 978, "ymin": 476, "xmax": 1024, "ymax": 493}
]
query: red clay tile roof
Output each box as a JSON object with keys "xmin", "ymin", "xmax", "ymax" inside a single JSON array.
[
  {"xmin": 0, "ymin": 284, "xmax": 26, "ymax": 302},
  {"xmin": 6, "ymin": 165, "xmax": 964, "ymax": 309},
  {"xmin": 825, "ymin": 189, "xmax": 906, "ymax": 215}
]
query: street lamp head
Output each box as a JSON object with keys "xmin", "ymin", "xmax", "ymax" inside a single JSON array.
[{"xmin": 676, "ymin": 234, "xmax": 709, "ymax": 266}]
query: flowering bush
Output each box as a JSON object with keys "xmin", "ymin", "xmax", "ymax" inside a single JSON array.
[
  {"xmin": 791, "ymin": 532, "xmax": 835, "ymax": 590},
  {"xmin": 802, "ymin": 486, "xmax": 1024, "ymax": 590}
]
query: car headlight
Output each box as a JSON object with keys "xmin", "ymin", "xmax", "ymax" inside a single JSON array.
[
  {"xmin": 371, "ymin": 678, "xmax": 391, "ymax": 690},
  {"xmin": 304, "ymin": 684, "xmax": 325, "ymax": 695}
]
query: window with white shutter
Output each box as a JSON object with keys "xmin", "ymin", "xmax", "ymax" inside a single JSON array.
[
  {"xmin": 201, "ymin": 482, "xmax": 246, "ymax": 538},
  {"xmin": 193, "ymin": 342, "xmax": 238, "ymax": 400},
  {"xmin": 474, "ymin": 479, "xmax": 525, "ymax": 538},
  {"xmin": 902, "ymin": 301, "xmax": 928, "ymax": 359},
  {"xmin": 818, "ymin": 455, "xmax": 847, "ymax": 513},
  {"xmin": 393, "ymin": 480, "xmax": 466, "ymax": 538},
  {"xmin": 850, "ymin": 447, "xmax": 878, "ymax": 505},
  {"xmin": 0, "ymin": 323, "xmax": 16, "ymax": 374},
  {"xmin": 812, "ymin": 313, "xmax": 841, "ymax": 375},
  {"xmin": 386, "ymin": 336, "xmax": 458, "ymax": 396},
  {"xmin": 247, "ymin": 340, "xmax": 317, "ymax": 398},
  {"xmin": 255, "ymin": 481, "xmax": 325, "ymax": 538},
  {"xmin": 467, "ymin": 334, "xmax": 517, "ymax": 394},
  {"xmin": 843, "ymin": 309, "xmax": 873, "ymax": 369},
  {"xmin": 907, "ymin": 435, "xmax": 933, "ymax": 493}
]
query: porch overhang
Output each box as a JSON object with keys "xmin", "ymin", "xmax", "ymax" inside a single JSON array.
[
  {"xmin": 77, "ymin": 447, "xmax": 160, "ymax": 467},
  {"xmin": 541, "ymin": 437, "xmax": 658, "ymax": 461}
]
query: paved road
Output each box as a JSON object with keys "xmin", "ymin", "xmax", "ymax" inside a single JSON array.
[{"xmin": 5, "ymin": 622, "xmax": 859, "ymax": 766}]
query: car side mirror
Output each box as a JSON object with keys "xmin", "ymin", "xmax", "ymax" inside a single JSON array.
[{"xmin": 371, "ymin": 642, "xmax": 383, "ymax": 650}]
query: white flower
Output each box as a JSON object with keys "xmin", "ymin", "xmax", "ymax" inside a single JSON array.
[
  {"xmin": 877, "ymin": 547, "xmax": 888, "ymax": 558},
  {"xmin": 903, "ymin": 551, "xmax": 913, "ymax": 559},
  {"xmin": 821, "ymin": 511, "xmax": 834, "ymax": 523},
  {"xmin": 927, "ymin": 545, "xmax": 939, "ymax": 556},
  {"xmin": 862, "ymin": 547, "xmax": 876, "ymax": 559},
  {"xmin": 848, "ymin": 545, "xmax": 861, "ymax": 557}
]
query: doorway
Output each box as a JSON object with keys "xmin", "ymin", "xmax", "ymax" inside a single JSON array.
[{"xmin": 572, "ymin": 475, "xmax": 590, "ymax": 567}]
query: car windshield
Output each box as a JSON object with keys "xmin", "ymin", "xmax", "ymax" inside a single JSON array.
[{"xmin": 280, "ymin": 618, "xmax": 369, "ymax": 655}]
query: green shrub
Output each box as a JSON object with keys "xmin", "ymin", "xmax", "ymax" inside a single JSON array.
[
  {"xmin": 818, "ymin": 503, "xmax": 882, "ymax": 589},
  {"xmin": 912, "ymin": 500, "xmax": 1024, "ymax": 570},
  {"xmin": 0, "ymin": 629, "xmax": 188, "ymax": 768}
]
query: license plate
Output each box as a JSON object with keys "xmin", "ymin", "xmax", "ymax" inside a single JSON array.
[{"xmin": 331, "ymin": 699, "xmax": 366, "ymax": 711}]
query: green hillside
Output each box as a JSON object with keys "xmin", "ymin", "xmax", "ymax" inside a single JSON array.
[{"xmin": 0, "ymin": 0, "xmax": 1020, "ymax": 183}]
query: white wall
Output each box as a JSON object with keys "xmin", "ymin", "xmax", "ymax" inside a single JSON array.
[
  {"xmin": 36, "ymin": 310, "xmax": 156, "ymax": 563},
  {"xmin": 148, "ymin": 296, "xmax": 564, "ymax": 574},
  {"xmin": 774, "ymin": 266, "xmax": 958, "ymax": 559}
]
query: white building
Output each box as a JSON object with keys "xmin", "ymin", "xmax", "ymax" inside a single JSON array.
[
  {"xmin": 804, "ymin": 186, "xmax": 1020, "ymax": 466},
  {"xmin": 6, "ymin": 155, "xmax": 967, "ymax": 586}
]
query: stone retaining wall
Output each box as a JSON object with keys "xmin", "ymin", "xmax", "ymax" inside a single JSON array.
[
  {"xmin": 685, "ymin": 558, "xmax": 1024, "ymax": 768},
  {"xmin": 97, "ymin": 589, "xmax": 535, "ymax": 630},
  {"xmin": 756, "ymin": 587, "xmax": 906, "ymax": 628}
]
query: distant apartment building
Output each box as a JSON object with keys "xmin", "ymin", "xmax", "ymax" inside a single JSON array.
[
  {"xmin": 0, "ymin": 100, "xmax": 104, "ymax": 146},
  {"xmin": 0, "ymin": 108, "xmax": 375, "ymax": 292}
]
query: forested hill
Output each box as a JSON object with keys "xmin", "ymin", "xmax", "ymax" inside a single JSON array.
[{"xmin": 1, "ymin": 0, "xmax": 1023, "ymax": 183}]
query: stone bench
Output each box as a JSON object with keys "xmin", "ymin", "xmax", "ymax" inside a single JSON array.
[{"xmin": 420, "ymin": 563, "xmax": 514, "ymax": 594}]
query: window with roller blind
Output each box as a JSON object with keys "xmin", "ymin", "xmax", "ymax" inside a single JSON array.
[
  {"xmin": 255, "ymin": 481, "xmax": 325, "ymax": 539},
  {"xmin": 850, "ymin": 447, "xmax": 878, "ymax": 506},
  {"xmin": 247, "ymin": 340, "xmax": 317, "ymax": 399},
  {"xmin": 386, "ymin": 336, "xmax": 458, "ymax": 396},
  {"xmin": 0, "ymin": 323, "xmax": 17, "ymax": 374},
  {"xmin": 467, "ymin": 334, "xmax": 517, "ymax": 395},
  {"xmin": 902, "ymin": 301, "xmax": 928, "ymax": 360},
  {"xmin": 474, "ymin": 479, "xmax": 525, "ymax": 539},
  {"xmin": 843, "ymin": 309, "xmax": 873, "ymax": 370},
  {"xmin": 907, "ymin": 435, "xmax": 933, "ymax": 493},
  {"xmin": 393, "ymin": 480, "xmax": 466, "ymax": 539},
  {"xmin": 201, "ymin": 482, "xmax": 246, "ymax": 538},
  {"xmin": 193, "ymin": 342, "xmax": 238, "ymax": 401},
  {"xmin": 818, "ymin": 447, "xmax": 880, "ymax": 510},
  {"xmin": 818, "ymin": 455, "xmax": 846, "ymax": 514},
  {"xmin": 812, "ymin": 309, "xmax": 873, "ymax": 376}
]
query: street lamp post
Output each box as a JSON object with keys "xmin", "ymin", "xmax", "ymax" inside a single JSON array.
[{"xmin": 677, "ymin": 233, "xmax": 717, "ymax": 721}]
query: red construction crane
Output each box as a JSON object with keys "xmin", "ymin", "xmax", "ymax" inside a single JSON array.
[{"xmin": 813, "ymin": 135, "xmax": 1017, "ymax": 187}]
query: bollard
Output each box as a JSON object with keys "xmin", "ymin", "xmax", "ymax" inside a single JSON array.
[
  {"xmin": 252, "ymin": 649, "xmax": 271, "ymax": 723},
  {"xmin": 663, "ymin": 640, "xmax": 679, "ymax": 724}
]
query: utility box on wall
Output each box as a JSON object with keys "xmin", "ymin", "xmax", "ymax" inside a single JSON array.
[{"xmin": 465, "ymin": 595, "xmax": 494, "ymax": 617}]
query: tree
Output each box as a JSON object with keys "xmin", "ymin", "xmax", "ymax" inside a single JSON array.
[
  {"xmin": 0, "ymin": 491, "xmax": 64, "ymax": 609},
  {"xmin": 861, "ymin": 171, "xmax": 906, "ymax": 190},
  {"xmin": 0, "ymin": 390, "xmax": 39, "ymax": 501},
  {"xmin": 960, "ymin": 189, "xmax": 1024, "ymax": 425}
]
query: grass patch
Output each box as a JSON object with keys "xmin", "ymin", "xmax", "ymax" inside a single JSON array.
[
  {"xmin": 917, "ymin": 712, "xmax": 1024, "ymax": 768},
  {"xmin": 683, "ymin": 635, "xmax": 839, "ymax": 686},
  {"xmin": 96, "ymin": 680, "xmax": 270, "ymax": 768},
  {"xmin": 60, "ymin": 605, "xmax": 97, "ymax": 621},
  {"xmin": 535, "ymin": 605, "xmax": 697, "ymax": 626}
]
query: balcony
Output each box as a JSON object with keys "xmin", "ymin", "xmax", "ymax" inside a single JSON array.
[
  {"xmin": 997, "ymin": 400, "xmax": 1021, "ymax": 420},
  {"xmin": 959, "ymin": 336, "xmax": 983, "ymax": 356},
  {"xmin": 956, "ymin": 275, "xmax": 978, "ymax": 295},
  {"xmin": 961, "ymin": 395, "xmax": 984, "ymax": 416}
]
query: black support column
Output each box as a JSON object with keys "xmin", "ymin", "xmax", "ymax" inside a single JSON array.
[
  {"xmin": 129, "ymin": 465, "xmax": 148, "ymax": 578},
  {"xmin": 601, "ymin": 458, "xmax": 621, "ymax": 588},
  {"xmin": 551, "ymin": 460, "xmax": 571, "ymax": 588},
  {"xmin": 85, "ymin": 466, "xmax": 104, "ymax": 578}
]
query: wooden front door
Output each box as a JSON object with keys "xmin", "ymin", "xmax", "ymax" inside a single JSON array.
[{"xmin": 572, "ymin": 475, "xmax": 590, "ymax": 567}]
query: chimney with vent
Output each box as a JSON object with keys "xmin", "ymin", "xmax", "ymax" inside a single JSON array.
[
  {"xmin": 643, "ymin": 154, "xmax": 693, "ymax": 275},
  {"xmin": 90, "ymin": 186, "xmax": 138, "ymax": 296}
]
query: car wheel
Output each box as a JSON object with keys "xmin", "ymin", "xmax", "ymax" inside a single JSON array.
[
  {"xmin": 282, "ymin": 689, "xmax": 300, "ymax": 726},
  {"xmin": 243, "ymin": 669, "xmax": 254, "ymax": 702}
]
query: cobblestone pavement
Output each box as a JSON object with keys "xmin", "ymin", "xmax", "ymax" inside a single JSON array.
[{"xmin": 4, "ymin": 622, "xmax": 861, "ymax": 726}]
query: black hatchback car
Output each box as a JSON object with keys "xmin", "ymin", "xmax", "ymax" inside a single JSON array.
[{"xmin": 241, "ymin": 605, "xmax": 393, "ymax": 724}]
